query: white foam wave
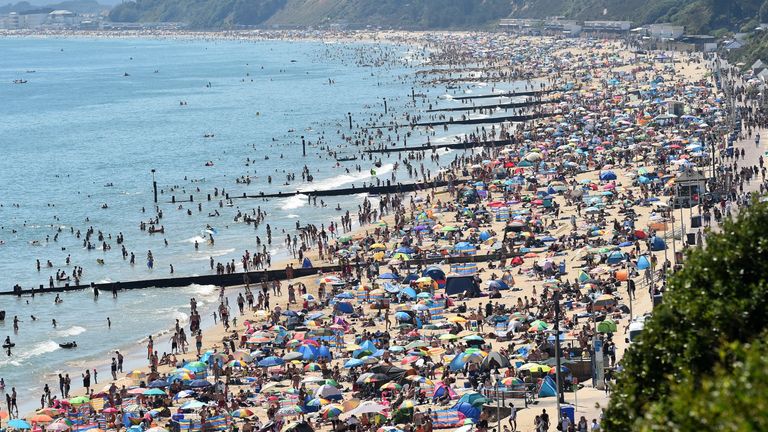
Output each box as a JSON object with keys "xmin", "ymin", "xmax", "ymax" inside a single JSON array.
[
  {"xmin": 57, "ymin": 326, "xmax": 86, "ymax": 337},
  {"xmin": 0, "ymin": 340, "xmax": 60, "ymax": 367},
  {"xmin": 190, "ymin": 248, "xmax": 234, "ymax": 260},
  {"xmin": 286, "ymin": 214, "xmax": 300, "ymax": 219},
  {"xmin": 188, "ymin": 284, "xmax": 217, "ymax": 296},
  {"xmin": 301, "ymin": 163, "xmax": 394, "ymax": 191},
  {"xmin": 281, "ymin": 194, "xmax": 309, "ymax": 210},
  {"xmin": 183, "ymin": 236, "xmax": 206, "ymax": 244}
]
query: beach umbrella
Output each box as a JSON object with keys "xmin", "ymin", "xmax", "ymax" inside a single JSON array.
[
  {"xmin": 188, "ymin": 379, "xmax": 212, "ymax": 388},
  {"xmin": 258, "ymin": 356, "xmax": 285, "ymax": 367},
  {"xmin": 320, "ymin": 404, "xmax": 344, "ymax": 419},
  {"xmin": 394, "ymin": 311, "xmax": 411, "ymax": 322},
  {"xmin": 180, "ymin": 400, "xmax": 206, "ymax": 410},
  {"xmin": 314, "ymin": 384, "xmax": 342, "ymax": 399},
  {"xmin": 378, "ymin": 272, "xmax": 400, "ymax": 280},
  {"xmin": 282, "ymin": 352, "xmax": 304, "ymax": 361},
  {"xmin": 379, "ymin": 383, "xmax": 402, "ymax": 391},
  {"xmin": 143, "ymin": 388, "xmax": 167, "ymax": 396},
  {"xmin": 125, "ymin": 370, "xmax": 145, "ymax": 380},
  {"xmin": 306, "ymin": 398, "xmax": 329, "ymax": 407},
  {"xmin": 528, "ymin": 320, "xmax": 549, "ymax": 332},
  {"xmin": 304, "ymin": 362, "xmax": 322, "ymax": 372},
  {"xmin": 519, "ymin": 363, "xmax": 551, "ymax": 373},
  {"xmin": 226, "ymin": 359, "xmax": 248, "ymax": 368},
  {"xmin": 281, "ymin": 422, "xmax": 314, "ymax": 432},
  {"xmin": 148, "ymin": 379, "xmax": 169, "ymax": 388},
  {"xmin": 9, "ymin": 420, "xmax": 31, "ymax": 429},
  {"xmin": 29, "ymin": 415, "xmax": 53, "ymax": 423},
  {"xmin": 45, "ymin": 423, "xmax": 68, "ymax": 432},
  {"xmin": 276, "ymin": 406, "xmax": 304, "ymax": 417},
  {"xmin": 183, "ymin": 361, "xmax": 207, "ymax": 372},
  {"xmin": 501, "ymin": 377, "xmax": 524, "ymax": 386},
  {"xmin": 344, "ymin": 359, "xmax": 364, "ymax": 368},
  {"xmin": 405, "ymin": 340, "xmax": 429, "ymax": 349},
  {"xmin": 230, "ymin": 408, "xmax": 255, "ymax": 418}
]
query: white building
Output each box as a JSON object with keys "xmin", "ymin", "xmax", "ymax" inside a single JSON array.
[{"xmin": 648, "ymin": 23, "xmax": 685, "ymax": 40}]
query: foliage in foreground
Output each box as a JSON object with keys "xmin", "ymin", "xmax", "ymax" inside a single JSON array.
[{"xmin": 604, "ymin": 201, "xmax": 768, "ymax": 430}]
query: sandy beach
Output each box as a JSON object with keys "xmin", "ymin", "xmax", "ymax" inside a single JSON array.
[{"xmin": 3, "ymin": 29, "xmax": 763, "ymax": 432}]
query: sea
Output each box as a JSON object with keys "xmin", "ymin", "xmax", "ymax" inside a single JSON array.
[{"xmin": 0, "ymin": 36, "xmax": 533, "ymax": 412}]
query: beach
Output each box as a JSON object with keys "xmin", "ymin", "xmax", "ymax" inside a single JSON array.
[{"xmin": 1, "ymin": 29, "xmax": 764, "ymax": 432}]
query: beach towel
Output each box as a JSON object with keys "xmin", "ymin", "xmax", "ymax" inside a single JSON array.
[{"xmin": 431, "ymin": 409, "xmax": 466, "ymax": 429}]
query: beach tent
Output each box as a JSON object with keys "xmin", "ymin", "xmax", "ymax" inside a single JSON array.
[
  {"xmin": 481, "ymin": 351, "xmax": 511, "ymax": 370},
  {"xmin": 302, "ymin": 258, "xmax": 313, "ymax": 268},
  {"xmin": 334, "ymin": 301, "xmax": 354, "ymax": 314},
  {"xmin": 297, "ymin": 344, "xmax": 318, "ymax": 361},
  {"xmin": 445, "ymin": 276, "xmax": 480, "ymax": 297},
  {"xmin": 538, "ymin": 375, "xmax": 558, "ymax": 398},
  {"xmin": 452, "ymin": 402, "xmax": 480, "ymax": 421},
  {"xmin": 457, "ymin": 392, "xmax": 490, "ymax": 408},
  {"xmin": 599, "ymin": 171, "xmax": 617, "ymax": 181},
  {"xmin": 649, "ymin": 236, "xmax": 666, "ymax": 251},
  {"xmin": 605, "ymin": 251, "xmax": 625, "ymax": 265},
  {"xmin": 432, "ymin": 384, "xmax": 458, "ymax": 402},
  {"xmin": 423, "ymin": 267, "xmax": 446, "ymax": 285}
]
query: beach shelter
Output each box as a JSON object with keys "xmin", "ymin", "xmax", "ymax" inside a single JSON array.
[
  {"xmin": 297, "ymin": 344, "xmax": 318, "ymax": 361},
  {"xmin": 457, "ymin": 392, "xmax": 490, "ymax": 408},
  {"xmin": 605, "ymin": 251, "xmax": 625, "ymax": 265},
  {"xmin": 432, "ymin": 383, "xmax": 458, "ymax": 402},
  {"xmin": 445, "ymin": 276, "xmax": 480, "ymax": 297},
  {"xmin": 452, "ymin": 402, "xmax": 480, "ymax": 421},
  {"xmin": 422, "ymin": 267, "xmax": 446, "ymax": 286},
  {"xmin": 538, "ymin": 375, "xmax": 558, "ymax": 398},
  {"xmin": 334, "ymin": 301, "xmax": 354, "ymax": 314},
  {"xmin": 481, "ymin": 351, "xmax": 511, "ymax": 370},
  {"xmin": 302, "ymin": 258, "xmax": 313, "ymax": 268},
  {"xmin": 599, "ymin": 171, "xmax": 617, "ymax": 181},
  {"xmin": 649, "ymin": 236, "xmax": 666, "ymax": 251}
]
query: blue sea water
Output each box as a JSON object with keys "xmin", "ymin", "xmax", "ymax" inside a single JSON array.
[{"xmin": 0, "ymin": 36, "xmax": 531, "ymax": 412}]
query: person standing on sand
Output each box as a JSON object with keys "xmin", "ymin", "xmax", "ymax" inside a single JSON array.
[
  {"xmin": 82, "ymin": 370, "xmax": 90, "ymax": 394},
  {"xmin": 195, "ymin": 331, "xmax": 203, "ymax": 356},
  {"xmin": 110, "ymin": 358, "xmax": 117, "ymax": 380},
  {"xmin": 116, "ymin": 350, "xmax": 124, "ymax": 372},
  {"xmin": 146, "ymin": 335, "xmax": 153, "ymax": 360}
]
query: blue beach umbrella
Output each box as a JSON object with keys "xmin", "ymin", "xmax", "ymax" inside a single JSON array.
[
  {"xmin": 258, "ymin": 356, "xmax": 285, "ymax": 367},
  {"xmin": 8, "ymin": 420, "xmax": 31, "ymax": 429},
  {"xmin": 344, "ymin": 358, "xmax": 364, "ymax": 368}
]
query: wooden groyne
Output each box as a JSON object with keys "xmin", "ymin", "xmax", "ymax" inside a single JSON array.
[
  {"xmin": 169, "ymin": 180, "xmax": 450, "ymax": 203},
  {"xmin": 451, "ymin": 88, "xmax": 557, "ymax": 101},
  {"xmin": 426, "ymin": 98, "xmax": 560, "ymax": 113},
  {"xmin": 3, "ymin": 252, "xmax": 518, "ymax": 296},
  {"xmin": 363, "ymin": 138, "xmax": 515, "ymax": 154}
]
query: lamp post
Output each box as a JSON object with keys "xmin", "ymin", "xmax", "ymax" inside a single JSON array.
[
  {"xmin": 553, "ymin": 290, "xmax": 565, "ymax": 419},
  {"xmin": 494, "ymin": 371, "xmax": 502, "ymax": 432}
]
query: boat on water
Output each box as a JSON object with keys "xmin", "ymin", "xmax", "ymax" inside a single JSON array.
[
  {"xmin": 12, "ymin": 79, "xmax": 27, "ymax": 84},
  {"xmin": 336, "ymin": 155, "xmax": 358, "ymax": 162}
]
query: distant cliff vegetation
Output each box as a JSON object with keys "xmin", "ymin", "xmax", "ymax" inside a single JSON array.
[{"xmin": 108, "ymin": 0, "xmax": 768, "ymax": 32}]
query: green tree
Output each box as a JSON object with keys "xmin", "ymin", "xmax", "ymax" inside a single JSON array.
[{"xmin": 604, "ymin": 201, "xmax": 768, "ymax": 430}]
